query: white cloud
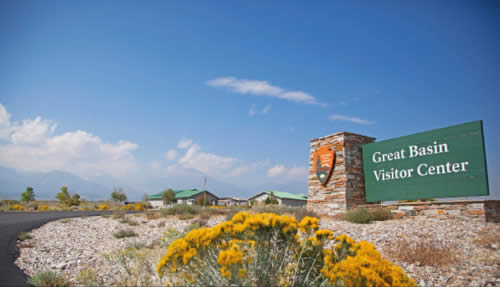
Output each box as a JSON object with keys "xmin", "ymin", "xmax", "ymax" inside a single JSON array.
[
  {"xmin": 328, "ymin": 114, "xmax": 375, "ymax": 125},
  {"xmin": 262, "ymin": 104, "xmax": 272, "ymax": 114},
  {"xmin": 11, "ymin": 117, "xmax": 56, "ymax": 144},
  {"xmin": 165, "ymin": 149, "xmax": 178, "ymax": 160},
  {"xmin": 178, "ymin": 144, "xmax": 236, "ymax": 175},
  {"xmin": 0, "ymin": 104, "xmax": 138, "ymax": 178},
  {"xmin": 151, "ymin": 161, "xmax": 161, "ymax": 170},
  {"xmin": 177, "ymin": 138, "xmax": 193, "ymax": 149},
  {"xmin": 267, "ymin": 164, "xmax": 308, "ymax": 180},
  {"xmin": 287, "ymin": 166, "xmax": 308, "ymax": 178},
  {"xmin": 248, "ymin": 105, "xmax": 257, "ymax": 116},
  {"xmin": 207, "ymin": 77, "xmax": 325, "ymax": 106},
  {"xmin": 248, "ymin": 104, "xmax": 272, "ymax": 117},
  {"xmin": 0, "ymin": 104, "xmax": 11, "ymax": 140},
  {"xmin": 267, "ymin": 165, "xmax": 286, "ymax": 177}
]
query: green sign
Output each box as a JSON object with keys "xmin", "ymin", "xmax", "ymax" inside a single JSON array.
[{"xmin": 362, "ymin": 121, "xmax": 489, "ymax": 202}]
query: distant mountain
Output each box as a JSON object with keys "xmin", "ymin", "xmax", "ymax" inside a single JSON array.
[
  {"xmin": 0, "ymin": 166, "xmax": 112, "ymax": 201},
  {"xmin": 0, "ymin": 166, "xmax": 310, "ymax": 201}
]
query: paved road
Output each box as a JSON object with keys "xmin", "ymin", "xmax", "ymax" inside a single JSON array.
[{"xmin": 0, "ymin": 210, "xmax": 131, "ymax": 287}]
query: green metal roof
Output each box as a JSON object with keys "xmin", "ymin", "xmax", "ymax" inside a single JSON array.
[
  {"xmin": 148, "ymin": 189, "xmax": 207, "ymax": 200},
  {"xmin": 264, "ymin": 191, "xmax": 307, "ymax": 201}
]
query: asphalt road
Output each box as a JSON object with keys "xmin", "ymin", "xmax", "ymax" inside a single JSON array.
[{"xmin": 0, "ymin": 210, "xmax": 129, "ymax": 287}]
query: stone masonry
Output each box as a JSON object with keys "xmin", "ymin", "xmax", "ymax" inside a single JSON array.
[{"xmin": 307, "ymin": 131, "xmax": 375, "ymax": 216}]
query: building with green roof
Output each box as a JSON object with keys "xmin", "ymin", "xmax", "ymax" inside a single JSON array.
[
  {"xmin": 147, "ymin": 189, "xmax": 218, "ymax": 208},
  {"xmin": 248, "ymin": 191, "xmax": 307, "ymax": 207}
]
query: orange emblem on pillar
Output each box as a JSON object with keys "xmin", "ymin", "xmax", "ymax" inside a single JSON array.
[{"xmin": 313, "ymin": 145, "xmax": 335, "ymax": 185}]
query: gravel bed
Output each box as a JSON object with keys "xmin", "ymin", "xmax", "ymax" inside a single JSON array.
[{"xmin": 15, "ymin": 214, "xmax": 500, "ymax": 286}]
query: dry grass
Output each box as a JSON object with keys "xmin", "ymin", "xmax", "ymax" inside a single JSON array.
[
  {"xmin": 473, "ymin": 226, "xmax": 500, "ymax": 249},
  {"xmin": 385, "ymin": 237, "xmax": 459, "ymax": 267},
  {"xmin": 177, "ymin": 214, "xmax": 195, "ymax": 220},
  {"xmin": 144, "ymin": 210, "xmax": 161, "ymax": 220}
]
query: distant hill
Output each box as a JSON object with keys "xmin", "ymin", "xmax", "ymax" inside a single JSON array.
[
  {"xmin": 0, "ymin": 166, "xmax": 112, "ymax": 201},
  {"xmin": 0, "ymin": 166, "xmax": 309, "ymax": 201}
]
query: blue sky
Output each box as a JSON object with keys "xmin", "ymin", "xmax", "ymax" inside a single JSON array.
[{"xmin": 0, "ymin": 1, "xmax": 499, "ymax": 199}]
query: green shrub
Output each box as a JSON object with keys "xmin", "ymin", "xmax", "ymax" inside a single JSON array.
[
  {"xmin": 18, "ymin": 232, "xmax": 32, "ymax": 241},
  {"xmin": 113, "ymin": 229, "xmax": 137, "ymax": 238},
  {"xmin": 369, "ymin": 207, "xmax": 393, "ymax": 221},
  {"xmin": 77, "ymin": 268, "xmax": 101, "ymax": 287},
  {"xmin": 112, "ymin": 210, "xmax": 126, "ymax": 219},
  {"xmin": 346, "ymin": 207, "xmax": 372, "ymax": 224},
  {"xmin": 177, "ymin": 214, "xmax": 195, "ymax": 220},
  {"xmin": 161, "ymin": 205, "xmax": 199, "ymax": 217},
  {"xmin": 27, "ymin": 270, "xmax": 72, "ymax": 287},
  {"xmin": 127, "ymin": 219, "xmax": 139, "ymax": 226}
]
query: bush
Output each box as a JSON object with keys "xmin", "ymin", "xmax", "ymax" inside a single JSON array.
[
  {"xmin": 77, "ymin": 268, "xmax": 101, "ymax": 287},
  {"xmin": 113, "ymin": 229, "xmax": 137, "ymax": 239},
  {"xmin": 18, "ymin": 232, "xmax": 32, "ymax": 241},
  {"xmin": 122, "ymin": 204, "xmax": 135, "ymax": 210},
  {"xmin": 27, "ymin": 270, "xmax": 72, "ymax": 287},
  {"xmin": 251, "ymin": 206, "xmax": 317, "ymax": 222},
  {"xmin": 177, "ymin": 214, "xmax": 195, "ymax": 220},
  {"xmin": 386, "ymin": 237, "xmax": 459, "ymax": 267},
  {"xmin": 145, "ymin": 210, "xmax": 160, "ymax": 220},
  {"xmin": 98, "ymin": 203, "xmax": 110, "ymax": 211},
  {"xmin": 11, "ymin": 204, "xmax": 25, "ymax": 211},
  {"xmin": 346, "ymin": 207, "xmax": 372, "ymax": 224},
  {"xmin": 369, "ymin": 207, "xmax": 393, "ymax": 221},
  {"xmin": 161, "ymin": 205, "xmax": 199, "ymax": 217},
  {"xmin": 38, "ymin": 205, "xmax": 49, "ymax": 211},
  {"xmin": 112, "ymin": 210, "xmax": 126, "ymax": 219},
  {"xmin": 157, "ymin": 212, "xmax": 416, "ymax": 286},
  {"xmin": 135, "ymin": 203, "xmax": 146, "ymax": 211}
]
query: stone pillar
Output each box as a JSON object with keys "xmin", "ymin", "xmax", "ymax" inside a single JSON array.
[{"xmin": 307, "ymin": 132, "xmax": 375, "ymax": 216}]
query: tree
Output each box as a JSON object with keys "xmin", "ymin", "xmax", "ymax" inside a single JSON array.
[
  {"xmin": 56, "ymin": 186, "xmax": 70, "ymax": 204},
  {"xmin": 111, "ymin": 187, "xmax": 127, "ymax": 204},
  {"xmin": 56, "ymin": 186, "xmax": 80, "ymax": 206},
  {"xmin": 162, "ymin": 189, "xmax": 176, "ymax": 206},
  {"xmin": 265, "ymin": 192, "xmax": 279, "ymax": 205},
  {"xmin": 21, "ymin": 187, "xmax": 35, "ymax": 202}
]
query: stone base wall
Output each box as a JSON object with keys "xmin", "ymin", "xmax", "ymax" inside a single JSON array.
[
  {"xmin": 307, "ymin": 132, "xmax": 375, "ymax": 216},
  {"xmin": 360, "ymin": 200, "xmax": 500, "ymax": 222}
]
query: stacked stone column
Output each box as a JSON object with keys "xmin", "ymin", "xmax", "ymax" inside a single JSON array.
[{"xmin": 307, "ymin": 132, "xmax": 375, "ymax": 216}]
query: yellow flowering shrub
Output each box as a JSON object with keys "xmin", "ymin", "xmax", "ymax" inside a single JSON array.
[
  {"xmin": 122, "ymin": 204, "xmax": 135, "ymax": 210},
  {"xmin": 11, "ymin": 204, "xmax": 25, "ymax": 211},
  {"xmin": 38, "ymin": 205, "xmax": 49, "ymax": 211},
  {"xmin": 98, "ymin": 203, "xmax": 110, "ymax": 210},
  {"xmin": 135, "ymin": 203, "xmax": 146, "ymax": 211},
  {"xmin": 157, "ymin": 212, "xmax": 416, "ymax": 286}
]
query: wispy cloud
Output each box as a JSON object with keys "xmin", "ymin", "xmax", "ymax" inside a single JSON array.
[
  {"xmin": 267, "ymin": 164, "xmax": 308, "ymax": 181},
  {"xmin": 328, "ymin": 114, "xmax": 375, "ymax": 125},
  {"xmin": 248, "ymin": 104, "xmax": 272, "ymax": 117},
  {"xmin": 248, "ymin": 105, "xmax": 257, "ymax": 116},
  {"xmin": 177, "ymin": 138, "xmax": 193, "ymax": 149},
  {"xmin": 207, "ymin": 77, "xmax": 326, "ymax": 106},
  {"xmin": 165, "ymin": 149, "xmax": 178, "ymax": 160}
]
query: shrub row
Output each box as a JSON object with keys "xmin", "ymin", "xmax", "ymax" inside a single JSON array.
[{"xmin": 346, "ymin": 207, "xmax": 393, "ymax": 224}]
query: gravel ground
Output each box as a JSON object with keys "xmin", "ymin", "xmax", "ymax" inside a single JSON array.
[{"xmin": 15, "ymin": 214, "xmax": 500, "ymax": 286}]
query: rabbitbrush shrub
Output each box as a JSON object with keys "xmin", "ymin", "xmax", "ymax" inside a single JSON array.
[
  {"xmin": 346, "ymin": 207, "xmax": 372, "ymax": 224},
  {"xmin": 27, "ymin": 270, "xmax": 72, "ymax": 287},
  {"xmin": 157, "ymin": 212, "xmax": 416, "ymax": 286}
]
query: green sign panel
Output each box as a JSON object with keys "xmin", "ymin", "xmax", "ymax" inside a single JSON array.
[{"xmin": 362, "ymin": 121, "xmax": 489, "ymax": 202}]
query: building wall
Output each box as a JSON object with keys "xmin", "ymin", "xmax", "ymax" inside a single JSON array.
[
  {"xmin": 280, "ymin": 198, "xmax": 307, "ymax": 207},
  {"xmin": 307, "ymin": 132, "xmax": 375, "ymax": 216},
  {"xmin": 148, "ymin": 200, "xmax": 164, "ymax": 208},
  {"xmin": 251, "ymin": 193, "xmax": 282, "ymax": 205}
]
